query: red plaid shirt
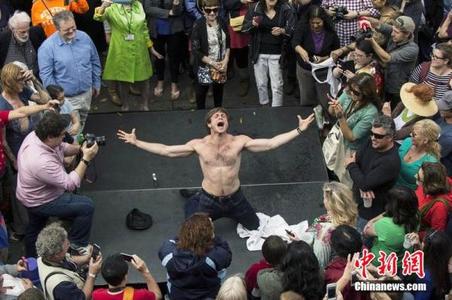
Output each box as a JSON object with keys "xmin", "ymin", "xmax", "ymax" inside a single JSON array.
[{"xmin": 321, "ymin": 0, "xmax": 379, "ymax": 46}]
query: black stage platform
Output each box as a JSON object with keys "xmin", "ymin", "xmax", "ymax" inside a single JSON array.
[{"xmin": 82, "ymin": 107, "xmax": 328, "ymax": 283}]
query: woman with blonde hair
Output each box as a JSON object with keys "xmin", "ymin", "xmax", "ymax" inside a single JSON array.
[
  {"xmin": 158, "ymin": 213, "xmax": 232, "ymax": 300},
  {"xmin": 308, "ymin": 181, "xmax": 358, "ymax": 268},
  {"xmin": 397, "ymin": 119, "xmax": 441, "ymax": 189},
  {"xmin": 216, "ymin": 275, "xmax": 247, "ymax": 300}
]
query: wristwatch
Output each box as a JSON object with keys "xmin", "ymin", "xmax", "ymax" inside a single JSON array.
[{"xmin": 81, "ymin": 158, "xmax": 90, "ymax": 166}]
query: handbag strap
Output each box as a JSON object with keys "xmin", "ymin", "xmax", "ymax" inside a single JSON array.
[
  {"xmin": 420, "ymin": 196, "xmax": 450, "ymax": 218},
  {"xmin": 216, "ymin": 25, "xmax": 223, "ymax": 61}
]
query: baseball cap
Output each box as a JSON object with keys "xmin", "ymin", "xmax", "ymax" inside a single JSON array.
[
  {"xmin": 394, "ymin": 16, "xmax": 415, "ymax": 34},
  {"xmin": 437, "ymin": 90, "xmax": 452, "ymax": 111}
]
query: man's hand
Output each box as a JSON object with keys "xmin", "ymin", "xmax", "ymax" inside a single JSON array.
[
  {"xmin": 117, "ymin": 128, "xmax": 137, "ymax": 146},
  {"xmin": 92, "ymin": 87, "xmax": 100, "ymax": 98},
  {"xmin": 130, "ymin": 255, "xmax": 150, "ymax": 274},
  {"xmin": 16, "ymin": 258, "xmax": 27, "ymax": 272},
  {"xmin": 81, "ymin": 141, "xmax": 99, "ymax": 161},
  {"xmin": 297, "ymin": 113, "xmax": 315, "ymax": 132},
  {"xmin": 88, "ymin": 255, "xmax": 103, "ymax": 276},
  {"xmin": 344, "ymin": 10, "xmax": 359, "ymax": 20}
]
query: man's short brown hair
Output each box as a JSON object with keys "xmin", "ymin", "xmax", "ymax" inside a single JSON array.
[
  {"xmin": 204, "ymin": 107, "xmax": 230, "ymax": 132},
  {"xmin": 201, "ymin": 0, "xmax": 219, "ymax": 7}
]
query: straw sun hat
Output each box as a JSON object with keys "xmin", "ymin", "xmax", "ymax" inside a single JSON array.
[{"xmin": 400, "ymin": 82, "xmax": 438, "ymax": 117}]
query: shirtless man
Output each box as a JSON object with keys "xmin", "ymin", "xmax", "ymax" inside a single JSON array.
[{"xmin": 117, "ymin": 107, "xmax": 315, "ymax": 230}]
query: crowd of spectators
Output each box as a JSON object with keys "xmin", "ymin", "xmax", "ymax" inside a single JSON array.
[{"xmin": 0, "ymin": 0, "xmax": 452, "ymax": 299}]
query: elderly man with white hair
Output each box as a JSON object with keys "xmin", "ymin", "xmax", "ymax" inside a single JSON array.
[{"xmin": 0, "ymin": 10, "xmax": 46, "ymax": 75}]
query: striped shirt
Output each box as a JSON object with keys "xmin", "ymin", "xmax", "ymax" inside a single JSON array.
[
  {"xmin": 321, "ymin": 0, "xmax": 379, "ymax": 47},
  {"xmin": 409, "ymin": 63, "xmax": 452, "ymax": 101}
]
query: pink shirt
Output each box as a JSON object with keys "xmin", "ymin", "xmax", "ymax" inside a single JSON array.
[{"xmin": 16, "ymin": 131, "xmax": 81, "ymax": 207}]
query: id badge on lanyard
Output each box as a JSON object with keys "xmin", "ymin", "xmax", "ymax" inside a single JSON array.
[{"xmin": 125, "ymin": 33, "xmax": 135, "ymax": 41}]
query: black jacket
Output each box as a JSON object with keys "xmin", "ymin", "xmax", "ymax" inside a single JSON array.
[
  {"xmin": 291, "ymin": 20, "xmax": 339, "ymax": 70},
  {"xmin": 0, "ymin": 26, "xmax": 46, "ymax": 69},
  {"xmin": 242, "ymin": 1, "xmax": 295, "ymax": 64},
  {"xmin": 191, "ymin": 17, "xmax": 230, "ymax": 71}
]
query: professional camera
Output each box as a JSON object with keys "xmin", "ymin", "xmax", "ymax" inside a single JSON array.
[
  {"xmin": 331, "ymin": 6, "xmax": 348, "ymax": 22},
  {"xmin": 80, "ymin": 133, "xmax": 106, "ymax": 147},
  {"xmin": 351, "ymin": 28, "xmax": 373, "ymax": 42}
]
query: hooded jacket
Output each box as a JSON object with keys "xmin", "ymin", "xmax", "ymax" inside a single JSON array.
[{"xmin": 159, "ymin": 236, "xmax": 232, "ymax": 300}]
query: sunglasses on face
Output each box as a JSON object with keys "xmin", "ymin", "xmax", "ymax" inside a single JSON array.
[
  {"xmin": 204, "ymin": 7, "xmax": 219, "ymax": 14},
  {"xmin": 349, "ymin": 88, "xmax": 361, "ymax": 97},
  {"xmin": 371, "ymin": 131, "xmax": 387, "ymax": 139}
]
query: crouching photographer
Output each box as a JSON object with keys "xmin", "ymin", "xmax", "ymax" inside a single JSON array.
[
  {"xmin": 36, "ymin": 223, "xmax": 103, "ymax": 300},
  {"xmin": 16, "ymin": 111, "xmax": 99, "ymax": 257}
]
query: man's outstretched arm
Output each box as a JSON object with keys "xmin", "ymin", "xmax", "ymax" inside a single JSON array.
[
  {"xmin": 244, "ymin": 114, "xmax": 314, "ymax": 152},
  {"xmin": 117, "ymin": 129, "xmax": 195, "ymax": 158}
]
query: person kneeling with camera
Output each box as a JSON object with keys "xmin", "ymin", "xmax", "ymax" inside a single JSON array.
[
  {"xmin": 37, "ymin": 223, "xmax": 102, "ymax": 300},
  {"xmin": 16, "ymin": 111, "xmax": 99, "ymax": 258},
  {"xmin": 93, "ymin": 253, "xmax": 162, "ymax": 300}
]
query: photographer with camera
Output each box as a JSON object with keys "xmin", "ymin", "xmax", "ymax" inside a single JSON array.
[
  {"xmin": 364, "ymin": 15, "xmax": 419, "ymax": 108},
  {"xmin": 321, "ymin": 0, "xmax": 379, "ymax": 47},
  {"xmin": 36, "ymin": 223, "xmax": 102, "ymax": 300},
  {"xmin": 332, "ymin": 39, "xmax": 384, "ymax": 94},
  {"xmin": 16, "ymin": 111, "xmax": 99, "ymax": 258},
  {"xmin": 93, "ymin": 254, "xmax": 162, "ymax": 300}
]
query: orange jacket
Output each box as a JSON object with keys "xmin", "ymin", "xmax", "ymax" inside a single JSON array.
[{"xmin": 31, "ymin": 0, "xmax": 89, "ymax": 37}]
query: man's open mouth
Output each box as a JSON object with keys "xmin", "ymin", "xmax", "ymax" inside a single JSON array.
[{"xmin": 217, "ymin": 121, "xmax": 224, "ymax": 127}]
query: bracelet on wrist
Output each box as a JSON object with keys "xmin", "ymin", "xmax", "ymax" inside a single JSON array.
[
  {"xmin": 81, "ymin": 158, "xmax": 90, "ymax": 166},
  {"xmin": 296, "ymin": 128, "xmax": 303, "ymax": 135},
  {"xmin": 88, "ymin": 273, "xmax": 96, "ymax": 278}
]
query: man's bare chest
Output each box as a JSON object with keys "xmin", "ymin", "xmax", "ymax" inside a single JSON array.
[{"xmin": 198, "ymin": 143, "xmax": 241, "ymax": 167}]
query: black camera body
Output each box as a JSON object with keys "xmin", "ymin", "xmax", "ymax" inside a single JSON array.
[
  {"xmin": 84, "ymin": 133, "xmax": 106, "ymax": 147},
  {"xmin": 351, "ymin": 28, "xmax": 373, "ymax": 43},
  {"xmin": 332, "ymin": 6, "xmax": 348, "ymax": 22},
  {"xmin": 333, "ymin": 6, "xmax": 348, "ymax": 22}
]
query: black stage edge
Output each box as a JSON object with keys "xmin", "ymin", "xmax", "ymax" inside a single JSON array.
[{"xmin": 81, "ymin": 107, "xmax": 329, "ymax": 284}]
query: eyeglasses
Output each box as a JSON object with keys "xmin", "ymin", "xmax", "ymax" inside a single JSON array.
[
  {"xmin": 371, "ymin": 131, "xmax": 387, "ymax": 139},
  {"xmin": 204, "ymin": 7, "xmax": 219, "ymax": 14},
  {"xmin": 431, "ymin": 53, "xmax": 446, "ymax": 60},
  {"xmin": 349, "ymin": 88, "xmax": 361, "ymax": 97}
]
